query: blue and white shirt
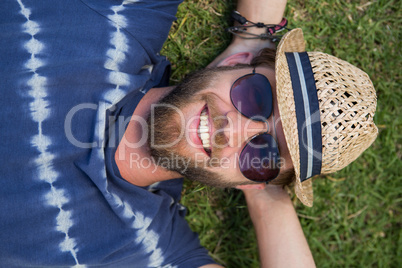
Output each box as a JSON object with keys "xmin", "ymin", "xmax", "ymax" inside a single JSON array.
[{"xmin": 0, "ymin": 0, "xmax": 215, "ymax": 267}]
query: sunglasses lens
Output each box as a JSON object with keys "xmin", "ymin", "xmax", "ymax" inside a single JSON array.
[
  {"xmin": 239, "ymin": 134, "xmax": 280, "ymax": 182},
  {"xmin": 231, "ymin": 73, "xmax": 273, "ymax": 120}
]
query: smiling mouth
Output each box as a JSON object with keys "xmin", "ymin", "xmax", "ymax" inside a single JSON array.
[{"xmin": 198, "ymin": 107, "xmax": 211, "ymax": 156}]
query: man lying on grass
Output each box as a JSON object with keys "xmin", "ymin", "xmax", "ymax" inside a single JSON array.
[{"xmin": 0, "ymin": 0, "xmax": 377, "ymax": 267}]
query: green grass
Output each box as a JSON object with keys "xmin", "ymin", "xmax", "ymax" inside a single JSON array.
[{"xmin": 162, "ymin": 0, "xmax": 401, "ymax": 267}]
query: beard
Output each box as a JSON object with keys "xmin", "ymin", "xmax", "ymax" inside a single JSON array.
[{"xmin": 146, "ymin": 65, "xmax": 255, "ymax": 188}]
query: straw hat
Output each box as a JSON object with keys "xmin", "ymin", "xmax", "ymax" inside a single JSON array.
[{"xmin": 275, "ymin": 28, "xmax": 378, "ymax": 207}]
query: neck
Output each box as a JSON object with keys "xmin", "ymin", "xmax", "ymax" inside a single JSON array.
[{"xmin": 115, "ymin": 86, "xmax": 181, "ymax": 186}]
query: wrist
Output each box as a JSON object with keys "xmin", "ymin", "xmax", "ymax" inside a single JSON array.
[
  {"xmin": 236, "ymin": 0, "xmax": 287, "ymax": 26},
  {"xmin": 227, "ymin": 12, "xmax": 288, "ymax": 49}
]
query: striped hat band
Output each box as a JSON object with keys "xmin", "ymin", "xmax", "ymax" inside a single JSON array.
[{"xmin": 285, "ymin": 52, "xmax": 322, "ymax": 182}]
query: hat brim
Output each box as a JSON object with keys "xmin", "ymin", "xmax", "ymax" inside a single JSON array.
[{"xmin": 275, "ymin": 28, "xmax": 314, "ymax": 207}]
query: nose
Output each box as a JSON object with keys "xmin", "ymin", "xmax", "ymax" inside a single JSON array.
[{"xmin": 224, "ymin": 111, "xmax": 268, "ymax": 147}]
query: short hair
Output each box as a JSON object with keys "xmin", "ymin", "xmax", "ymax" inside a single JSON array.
[{"xmin": 251, "ymin": 48, "xmax": 276, "ymax": 69}]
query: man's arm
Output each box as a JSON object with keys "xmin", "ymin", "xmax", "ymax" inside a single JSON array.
[
  {"xmin": 200, "ymin": 185, "xmax": 315, "ymax": 268},
  {"xmin": 241, "ymin": 185, "xmax": 316, "ymax": 267},
  {"xmin": 208, "ymin": 0, "xmax": 287, "ymax": 67}
]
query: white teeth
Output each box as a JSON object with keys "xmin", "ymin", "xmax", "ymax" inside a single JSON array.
[
  {"xmin": 200, "ymin": 133, "xmax": 210, "ymax": 140},
  {"xmin": 198, "ymin": 126, "xmax": 209, "ymax": 133},
  {"xmin": 198, "ymin": 108, "xmax": 211, "ymax": 151}
]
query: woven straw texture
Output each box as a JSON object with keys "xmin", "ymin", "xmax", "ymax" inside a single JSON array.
[
  {"xmin": 309, "ymin": 52, "xmax": 378, "ymax": 173},
  {"xmin": 275, "ymin": 29, "xmax": 378, "ymax": 207}
]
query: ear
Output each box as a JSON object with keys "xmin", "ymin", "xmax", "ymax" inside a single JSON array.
[
  {"xmin": 217, "ymin": 52, "xmax": 254, "ymax": 67},
  {"xmin": 235, "ymin": 183, "xmax": 266, "ymax": 190}
]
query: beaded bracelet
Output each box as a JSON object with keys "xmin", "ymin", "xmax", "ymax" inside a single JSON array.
[{"xmin": 226, "ymin": 11, "xmax": 289, "ymax": 42}]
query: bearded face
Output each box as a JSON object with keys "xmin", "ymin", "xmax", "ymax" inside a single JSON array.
[{"xmin": 146, "ymin": 66, "xmax": 294, "ymax": 187}]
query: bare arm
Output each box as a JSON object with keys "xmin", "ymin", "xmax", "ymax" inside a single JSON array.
[
  {"xmin": 242, "ymin": 185, "xmax": 316, "ymax": 268},
  {"xmin": 200, "ymin": 185, "xmax": 314, "ymax": 268},
  {"xmin": 208, "ymin": 0, "xmax": 287, "ymax": 67}
]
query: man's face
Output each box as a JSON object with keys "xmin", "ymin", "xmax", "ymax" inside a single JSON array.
[{"xmin": 147, "ymin": 66, "xmax": 293, "ymax": 187}]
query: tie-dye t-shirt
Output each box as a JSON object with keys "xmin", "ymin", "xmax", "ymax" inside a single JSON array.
[{"xmin": 0, "ymin": 0, "xmax": 215, "ymax": 267}]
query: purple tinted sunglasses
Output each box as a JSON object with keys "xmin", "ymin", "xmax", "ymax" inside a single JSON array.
[{"xmin": 230, "ymin": 70, "xmax": 281, "ymax": 182}]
